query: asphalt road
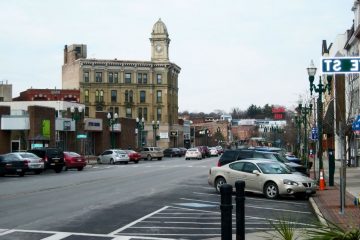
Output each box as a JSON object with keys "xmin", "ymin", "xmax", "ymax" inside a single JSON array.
[{"xmin": 0, "ymin": 156, "xmax": 318, "ymax": 240}]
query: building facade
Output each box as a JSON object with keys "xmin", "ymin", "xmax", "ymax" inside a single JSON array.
[
  {"xmin": 62, "ymin": 19, "xmax": 181, "ymax": 148},
  {"xmin": 0, "ymin": 81, "xmax": 12, "ymax": 102},
  {"xmin": 13, "ymin": 88, "xmax": 79, "ymax": 102}
]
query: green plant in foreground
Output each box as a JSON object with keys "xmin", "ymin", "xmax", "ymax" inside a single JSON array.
[{"xmin": 265, "ymin": 217, "xmax": 300, "ymax": 240}]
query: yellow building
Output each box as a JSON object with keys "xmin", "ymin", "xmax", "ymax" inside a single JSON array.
[{"xmin": 62, "ymin": 19, "xmax": 181, "ymax": 148}]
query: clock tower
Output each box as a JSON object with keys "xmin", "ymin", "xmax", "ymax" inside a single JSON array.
[{"xmin": 150, "ymin": 18, "xmax": 170, "ymax": 62}]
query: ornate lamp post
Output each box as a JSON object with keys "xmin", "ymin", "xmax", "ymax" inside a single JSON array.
[
  {"xmin": 152, "ymin": 120, "xmax": 160, "ymax": 147},
  {"xmin": 298, "ymin": 103, "xmax": 313, "ymax": 169},
  {"xmin": 294, "ymin": 115, "xmax": 302, "ymax": 157},
  {"xmin": 307, "ymin": 60, "xmax": 332, "ymax": 179},
  {"xmin": 70, "ymin": 106, "xmax": 83, "ymax": 152},
  {"xmin": 107, "ymin": 112, "xmax": 119, "ymax": 149},
  {"xmin": 136, "ymin": 117, "xmax": 145, "ymax": 150}
]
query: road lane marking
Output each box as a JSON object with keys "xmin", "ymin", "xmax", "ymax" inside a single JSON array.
[
  {"xmin": 39, "ymin": 232, "xmax": 72, "ymax": 240},
  {"xmin": 246, "ymin": 204, "xmax": 312, "ymax": 214},
  {"xmin": 109, "ymin": 206, "xmax": 169, "ymax": 235}
]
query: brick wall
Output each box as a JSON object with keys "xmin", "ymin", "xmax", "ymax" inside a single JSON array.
[
  {"xmin": 0, "ymin": 106, "xmax": 11, "ymax": 153},
  {"xmin": 28, "ymin": 106, "xmax": 56, "ymax": 147}
]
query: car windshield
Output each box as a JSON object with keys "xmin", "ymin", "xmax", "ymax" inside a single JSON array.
[
  {"xmin": 257, "ymin": 162, "xmax": 291, "ymax": 174},
  {"xmin": 274, "ymin": 154, "xmax": 290, "ymax": 163}
]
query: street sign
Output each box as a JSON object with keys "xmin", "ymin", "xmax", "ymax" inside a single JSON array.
[
  {"xmin": 352, "ymin": 115, "xmax": 360, "ymax": 132},
  {"xmin": 77, "ymin": 134, "xmax": 87, "ymax": 139},
  {"xmin": 311, "ymin": 127, "xmax": 318, "ymax": 140},
  {"xmin": 170, "ymin": 130, "xmax": 178, "ymax": 137},
  {"xmin": 322, "ymin": 57, "xmax": 360, "ymax": 73}
]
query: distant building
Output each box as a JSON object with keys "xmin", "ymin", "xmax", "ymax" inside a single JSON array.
[
  {"xmin": 62, "ymin": 19, "xmax": 181, "ymax": 148},
  {"xmin": 0, "ymin": 80, "xmax": 12, "ymax": 102},
  {"xmin": 13, "ymin": 88, "xmax": 79, "ymax": 102}
]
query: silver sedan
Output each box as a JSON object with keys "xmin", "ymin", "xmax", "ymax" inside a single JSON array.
[
  {"xmin": 9, "ymin": 152, "xmax": 45, "ymax": 174},
  {"xmin": 208, "ymin": 159, "xmax": 317, "ymax": 199}
]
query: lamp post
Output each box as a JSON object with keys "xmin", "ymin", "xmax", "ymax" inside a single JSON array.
[
  {"xmin": 107, "ymin": 112, "xmax": 119, "ymax": 149},
  {"xmin": 152, "ymin": 120, "xmax": 160, "ymax": 147},
  {"xmin": 294, "ymin": 115, "xmax": 302, "ymax": 157},
  {"xmin": 307, "ymin": 60, "xmax": 332, "ymax": 179},
  {"xmin": 298, "ymin": 103, "xmax": 313, "ymax": 170},
  {"xmin": 136, "ymin": 117, "xmax": 145, "ymax": 150},
  {"xmin": 70, "ymin": 106, "xmax": 83, "ymax": 152},
  {"xmin": 228, "ymin": 119, "xmax": 232, "ymax": 145}
]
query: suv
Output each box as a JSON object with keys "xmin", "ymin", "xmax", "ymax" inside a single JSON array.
[
  {"xmin": 198, "ymin": 146, "xmax": 211, "ymax": 158},
  {"xmin": 218, "ymin": 149, "xmax": 308, "ymax": 175},
  {"xmin": 27, "ymin": 148, "xmax": 65, "ymax": 173},
  {"xmin": 140, "ymin": 147, "xmax": 164, "ymax": 161}
]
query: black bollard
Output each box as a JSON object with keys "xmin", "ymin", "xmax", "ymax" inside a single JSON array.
[
  {"xmin": 235, "ymin": 181, "xmax": 245, "ymax": 240},
  {"xmin": 220, "ymin": 184, "xmax": 233, "ymax": 240}
]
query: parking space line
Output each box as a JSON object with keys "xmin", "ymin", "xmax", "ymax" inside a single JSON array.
[
  {"xmin": 40, "ymin": 232, "xmax": 72, "ymax": 240},
  {"xmin": 109, "ymin": 206, "xmax": 169, "ymax": 235},
  {"xmin": 247, "ymin": 204, "xmax": 312, "ymax": 214}
]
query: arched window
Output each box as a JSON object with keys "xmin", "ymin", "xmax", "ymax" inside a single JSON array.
[
  {"xmin": 85, "ymin": 90, "xmax": 89, "ymax": 103},
  {"xmin": 100, "ymin": 90, "xmax": 104, "ymax": 102},
  {"xmin": 125, "ymin": 90, "xmax": 129, "ymax": 102},
  {"xmin": 95, "ymin": 90, "xmax": 99, "ymax": 102},
  {"xmin": 129, "ymin": 90, "xmax": 133, "ymax": 103}
]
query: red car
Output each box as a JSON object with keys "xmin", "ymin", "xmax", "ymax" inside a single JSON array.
[
  {"xmin": 63, "ymin": 151, "xmax": 87, "ymax": 171},
  {"xmin": 124, "ymin": 150, "xmax": 141, "ymax": 164}
]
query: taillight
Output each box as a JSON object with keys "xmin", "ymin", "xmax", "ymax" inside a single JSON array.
[
  {"xmin": 24, "ymin": 160, "xmax": 29, "ymax": 166},
  {"xmin": 44, "ymin": 157, "xmax": 48, "ymax": 162},
  {"xmin": 217, "ymin": 161, "xmax": 221, "ymax": 167}
]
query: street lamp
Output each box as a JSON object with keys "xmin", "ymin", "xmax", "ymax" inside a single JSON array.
[
  {"xmin": 307, "ymin": 60, "xmax": 332, "ymax": 179},
  {"xmin": 298, "ymin": 103, "xmax": 313, "ymax": 170},
  {"xmin": 136, "ymin": 117, "xmax": 145, "ymax": 150},
  {"xmin": 228, "ymin": 119, "xmax": 232, "ymax": 144},
  {"xmin": 152, "ymin": 120, "xmax": 160, "ymax": 147},
  {"xmin": 107, "ymin": 112, "xmax": 119, "ymax": 149},
  {"xmin": 70, "ymin": 106, "xmax": 83, "ymax": 152}
]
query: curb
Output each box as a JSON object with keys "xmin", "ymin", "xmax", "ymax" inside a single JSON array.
[{"xmin": 309, "ymin": 196, "xmax": 328, "ymax": 226}]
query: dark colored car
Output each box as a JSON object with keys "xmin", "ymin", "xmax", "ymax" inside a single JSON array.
[
  {"xmin": 64, "ymin": 151, "xmax": 86, "ymax": 171},
  {"xmin": 27, "ymin": 148, "xmax": 65, "ymax": 173},
  {"xmin": 178, "ymin": 147, "xmax": 187, "ymax": 156},
  {"xmin": 163, "ymin": 148, "xmax": 182, "ymax": 157},
  {"xmin": 0, "ymin": 154, "xmax": 28, "ymax": 177},
  {"xmin": 198, "ymin": 146, "xmax": 211, "ymax": 158},
  {"xmin": 124, "ymin": 150, "xmax": 141, "ymax": 163},
  {"xmin": 217, "ymin": 149, "xmax": 308, "ymax": 175}
]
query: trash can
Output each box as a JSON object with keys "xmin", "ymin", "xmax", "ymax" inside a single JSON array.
[{"xmin": 328, "ymin": 149, "xmax": 335, "ymax": 186}]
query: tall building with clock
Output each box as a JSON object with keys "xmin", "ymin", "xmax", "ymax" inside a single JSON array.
[{"xmin": 62, "ymin": 19, "xmax": 181, "ymax": 149}]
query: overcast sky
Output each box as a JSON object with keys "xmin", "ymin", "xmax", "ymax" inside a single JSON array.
[{"xmin": 0, "ymin": 0, "xmax": 355, "ymax": 113}]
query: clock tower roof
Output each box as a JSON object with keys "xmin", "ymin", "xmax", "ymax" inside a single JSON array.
[{"xmin": 152, "ymin": 18, "xmax": 168, "ymax": 37}]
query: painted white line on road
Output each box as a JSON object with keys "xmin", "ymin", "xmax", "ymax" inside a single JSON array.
[
  {"xmin": 246, "ymin": 196, "xmax": 309, "ymax": 206},
  {"xmin": 157, "ymin": 212, "xmax": 218, "ymax": 215},
  {"xmin": 169, "ymin": 205, "xmax": 220, "ymax": 214},
  {"xmin": 192, "ymin": 191, "xmax": 220, "ymax": 196},
  {"xmin": 109, "ymin": 206, "xmax": 169, "ymax": 235},
  {"xmin": 0, "ymin": 229, "xmax": 15, "ymax": 236},
  {"xmin": 247, "ymin": 204, "xmax": 312, "ymax": 214},
  {"xmin": 119, "ymin": 233, "xmax": 221, "ymax": 237},
  {"xmin": 180, "ymin": 197, "xmax": 218, "ymax": 204},
  {"xmin": 150, "ymin": 216, "xmax": 220, "ymax": 219},
  {"xmin": 40, "ymin": 232, "xmax": 72, "ymax": 240}
]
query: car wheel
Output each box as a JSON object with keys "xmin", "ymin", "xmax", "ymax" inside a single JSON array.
[
  {"xmin": 18, "ymin": 171, "xmax": 25, "ymax": 177},
  {"xmin": 264, "ymin": 182, "xmax": 279, "ymax": 199},
  {"xmin": 147, "ymin": 155, "xmax": 152, "ymax": 161},
  {"xmin": 124, "ymin": 161, "xmax": 128, "ymax": 164},
  {"xmin": 97, "ymin": 158, "xmax": 102, "ymax": 164},
  {"xmin": 215, "ymin": 177, "xmax": 226, "ymax": 193},
  {"xmin": 34, "ymin": 170, "xmax": 42, "ymax": 175},
  {"xmin": 185, "ymin": 158, "xmax": 189, "ymax": 160},
  {"xmin": 77, "ymin": 167, "xmax": 84, "ymax": 171},
  {"xmin": 110, "ymin": 159, "xmax": 114, "ymax": 165},
  {"xmin": 158, "ymin": 157, "xmax": 162, "ymax": 160}
]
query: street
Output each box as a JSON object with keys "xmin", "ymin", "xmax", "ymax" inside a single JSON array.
[{"xmin": 0, "ymin": 156, "xmax": 318, "ymax": 240}]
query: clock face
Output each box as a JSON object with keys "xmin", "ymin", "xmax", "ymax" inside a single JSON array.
[{"xmin": 155, "ymin": 44, "xmax": 163, "ymax": 53}]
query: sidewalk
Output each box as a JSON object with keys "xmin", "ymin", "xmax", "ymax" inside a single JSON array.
[{"xmin": 309, "ymin": 159, "xmax": 360, "ymax": 230}]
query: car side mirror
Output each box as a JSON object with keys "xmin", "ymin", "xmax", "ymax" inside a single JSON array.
[{"xmin": 252, "ymin": 170, "xmax": 260, "ymax": 175}]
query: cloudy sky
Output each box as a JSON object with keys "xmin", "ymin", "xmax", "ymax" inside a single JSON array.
[{"xmin": 0, "ymin": 0, "xmax": 355, "ymax": 113}]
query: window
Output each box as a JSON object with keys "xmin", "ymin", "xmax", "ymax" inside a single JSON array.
[
  {"xmin": 138, "ymin": 108, "xmax": 143, "ymax": 119},
  {"xmin": 84, "ymin": 90, "xmax": 89, "ymax": 103},
  {"xmin": 157, "ymin": 107, "xmax": 162, "ymax": 121},
  {"xmin": 85, "ymin": 107, "xmax": 89, "ymax": 117},
  {"xmin": 129, "ymin": 90, "xmax": 133, "ymax": 103},
  {"xmin": 111, "ymin": 90, "xmax": 117, "ymax": 103},
  {"xmin": 143, "ymin": 73, "xmax": 148, "ymax": 84},
  {"xmin": 114, "ymin": 107, "xmax": 119, "ymax": 115},
  {"xmin": 156, "ymin": 90, "xmax": 162, "ymax": 103},
  {"xmin": 84, "ymin": 72, "xmax": 89, "ymax": 82},
  {"xmin": 125, "ymin": 90, "xmax": 129, "ymax": 102},
  {"xmin": 143, "ymin": 107, "xmax": 148, "ymax": 121},
  {"xmin": 95, "ymin": 90, "xmax": 100, "ymax": 102},
  {"xmin": 100, "ymin": 90, "xmax": 104, "ymax": 102},
  {"xmin": 156, "ymin": 74, "xmax": 162, "ymax": 84},
  {"xmin": 140, "ymin": 91, "xmax": 146, "ymax": 103},
  {"xmin": 137, "ymin": 73, "xmax": 142, "ymax": 84},
  {"xmin": 125, "ymin": 73, "xmax": 131, "ymax": 83},
  {"xmin": 242, "ymin": 163, "xmax": 259, "ymax": 173},
  {"xmin": 114, "ymin": 73, "xmax": 118, "ymax": 83},
  {"xmin": 95, "ymin": 72, "xmax": 102, "ymax": 82},
  {"xmin": 230, "ymin": 162, "xmax": 245, "ymax": 171},
  {"xmin": 126, "ymin": 107, "xmax": 132, "ymax": 118},
  {"xmin": 109, "ymin": 107, "xmax": 113, "ymax": 113},
  {"xmin": 108, "ymin": 72, "xmax": 113, "ymax": 83}
]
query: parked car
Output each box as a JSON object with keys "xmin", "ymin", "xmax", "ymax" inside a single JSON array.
[
  {"xmin": 285, "ymin": 153, "xmax": 302, "ymax": 165},
  {"xmin": 63, "ymin": 151, "xmax": 87, "ymax": 171},
  {"xmin": 185, "ymin": 148, "xmax": 202, "ymax": 160},
  {"xmin": 218, "ymin": 149, "xmax": 308, "ymax": 176},
  {"xmin": 140, "ymin": 147, "xmax": 164, "ymax": 161},
  {"xmin": 0, "ymin": 154, "xmax": 28, "ymax": 177},
  {"xmin": 208, "ymin": 159, "xmax": 317, "ymax": 199},
  {"xmin": 216, "ymin": 146, "xmax": 224, "ymax": 155},
  {"xmin": 178, "ymin": 147, "xmax": 188, "ymax": 156},
  {"xmin": 8, "ymin": 152, "xmax": 44, "ymax": 174},
  {"xmin": 209, "ymin": 147, "xmax": 219, "ymax": 156},
  {"xmin": 198, "ymin": 146, "xmax": 210, "ymax": 158},
  {"xmin": 124, "ymin": 150, "xmax": 141, "ymax": 163},
  {"xmin": 97, "ymin": 149, "xmax": 129, "ymax": 164},
  {"xmin": 27, "ymin": 148, "xmax": 65, "ymax": 173},
  {"xmin": 163, "ymin": 148, "xmax": 182, "ymax": 158}
]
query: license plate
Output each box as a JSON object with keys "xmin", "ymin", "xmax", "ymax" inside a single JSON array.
[
  {"xmin": 54, "ymin": 160, "xmax": 58, "ymax": 163},
  {"xmin": 16, "ymin": 169, "xmax": 22, "ymax": 172},
  {"xmin": 306, "ymin": 189, "xmax": 312, "ymax": 194}
]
